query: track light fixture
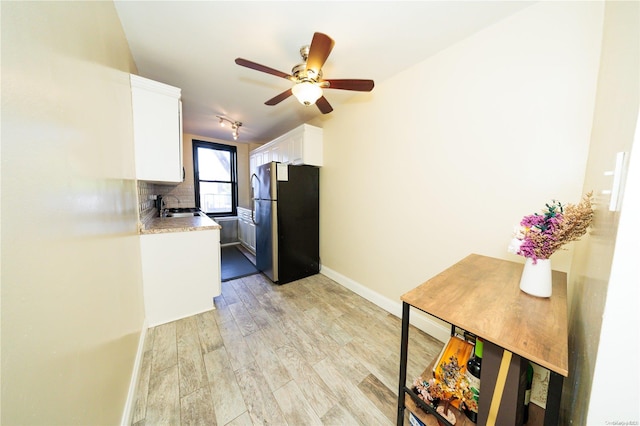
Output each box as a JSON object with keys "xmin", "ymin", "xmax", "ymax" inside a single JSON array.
[{"xmin": 216, "ymin": 115, "xmax": 242, "ymax": 140}]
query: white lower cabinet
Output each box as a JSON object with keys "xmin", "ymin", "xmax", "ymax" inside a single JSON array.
[
  {"xmin": 237, "ymin": 207, "xmax": 256, "ymax": 254},
  {"xmin": 238, "ymin": 218, "xmax": 256, "ymax": 253},
  {"xmin": 140, "ymin": 229, "xmax": 221, "ymax": 327}
]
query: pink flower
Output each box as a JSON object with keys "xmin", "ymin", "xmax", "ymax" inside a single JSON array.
[{"xmin": 510, "ymin": 201, "xmax": 564, "ymax": 262}]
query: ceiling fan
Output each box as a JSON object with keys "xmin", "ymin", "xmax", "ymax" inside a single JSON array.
[{"xmin": 235, "ymin": 32, "xmax": 374, "ymax": 114}]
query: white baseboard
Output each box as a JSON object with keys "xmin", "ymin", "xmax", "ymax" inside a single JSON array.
[
  {"xmin": 148, "ymin": 306, "xmax": 215, "ymax": 328},
  {"xmin": 320, "ymin": 266, "xmax": 450, "ymax": 343},
  {"xmin": 121, "ymin": 318, "xmax": 148, "ymax": 426}
]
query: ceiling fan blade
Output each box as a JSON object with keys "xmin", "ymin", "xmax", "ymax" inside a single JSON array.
[
  {"xmin": 306, "ymin": 32, "xmax": 335, "ymax": 75},
  {"xmin": 265, "ymin": 89, "xmax": 293, "ymax": 106},
  {"xmin": 316, "ymin": 96, "xmax": 333, "ymax": 114},
  {"xmin": 323, "ymin": 79, "xmax": 375, "ymax": 92},
  {"xmin": 235, "ymin": 58, "xmax": 293, "ymax": 80}
]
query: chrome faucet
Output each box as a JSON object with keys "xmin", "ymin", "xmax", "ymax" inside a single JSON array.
[{"xmin": 156, "ymin": 194, "xmax": 181, "ymax": 217}]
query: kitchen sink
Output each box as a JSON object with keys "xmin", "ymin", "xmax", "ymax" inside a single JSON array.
[
  {"xmin": 165, "ymin": 212, "xmax": 200, "ymax": 218},
  {"xmin": 162, "ymin": 207, "xmax": 205, "ymax": 218}
]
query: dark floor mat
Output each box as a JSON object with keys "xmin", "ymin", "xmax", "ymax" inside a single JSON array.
[{"xmin": 221, "ymin": 245, "xmax": 259, "ymax": 282}]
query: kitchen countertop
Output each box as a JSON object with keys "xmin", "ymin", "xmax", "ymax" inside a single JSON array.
[{"xmin": 140, "ymin": 214, "xmax": 221, "ymax": 234}]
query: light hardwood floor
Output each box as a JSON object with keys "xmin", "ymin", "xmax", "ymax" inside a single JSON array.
[{"xmin": 131, "ymin": 272, "xmax": 443, "ymax": 425}]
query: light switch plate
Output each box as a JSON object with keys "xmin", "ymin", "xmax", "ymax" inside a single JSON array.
[{"xmin": 604, "ymin": 152, "xmax": 627, "ymax": 212}]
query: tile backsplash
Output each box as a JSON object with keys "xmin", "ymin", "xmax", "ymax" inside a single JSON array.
[
  {"xmin": 137, "ymin": 181, "xmax": 156, "ymax": 214},
  {"xmin": 137, "ymin": 180, "xmax": 157, "ymax": 226},
  {"xmin": 136, "ymin": 180, "xmax": 197, "ymax": 227},
  {"xmin": 155, "ymin": 183, "xmax": 196, "ymax": 208}
]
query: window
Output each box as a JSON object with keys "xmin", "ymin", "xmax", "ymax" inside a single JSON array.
[{"xmin": 192, "ymin": 140, "xmax": 237, "ymax": 216}]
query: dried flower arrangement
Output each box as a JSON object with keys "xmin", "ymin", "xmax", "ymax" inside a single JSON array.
[{"xmin": 508, "ymin": 192, "xmax": 594, "ymax": 263}]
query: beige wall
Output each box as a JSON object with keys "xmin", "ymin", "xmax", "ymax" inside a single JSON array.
[
  {"xmin": 564, "ymin": 1, "xmax": 639, "ymax": 422},
  {"xmin": 320, "ymin": 2, "xmax": 603, "ymax": 303},
  {"xmin": 319, "ymin": 0, "xmax": 640, "ymax": 419},
  {"xmin": 1, "ymin": 2, "xmax": 144, "ymax": 425},
  {"xmin": 158, "ymin": 134, "xmax": 253, "ymax": 210}
]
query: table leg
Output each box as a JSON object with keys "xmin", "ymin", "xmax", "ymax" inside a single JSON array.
[
  {"xmin": 544, "ymin": 371, "xmax": 564, "ymax": 426},
  {"xmin": 397, "ymin": 302, "xmax": 411, "ymax": 426}
]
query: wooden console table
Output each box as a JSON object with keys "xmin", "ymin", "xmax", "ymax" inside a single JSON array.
[{"xmin": 397, "ymin": 254, "xmax": 568, "ymax": 426}]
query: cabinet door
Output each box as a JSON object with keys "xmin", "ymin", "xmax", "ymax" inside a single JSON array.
[
  {"xmin": 301, "ymin": 125, "xmax": 323, "ymax": 166},
  {"xmin": 270, "ymin": 144, "xmax": 282, "ymax": 163},
  {"xmin": 140, "ymin": 229, "xmax": 220, "ymax": 326},
  {"xmin": 131, "ymin": 75, "xmax": 183, "ymax": 183},
  {"xmin": 238, "ymin": 218, "xmax": 247, "ymax": 246},
  {"xmin": 247, "ymin": 221, "xmax": 256, "ymax": 252},
  {"xmin": 290, "ymin": 133, "xmax": 305, "ymax": 165},
  {"xmin": 237, "ymin": 216, "xmax": 256, "ymax": 253},
  {"xmin": 250, "ymin": 153, "xmax": 257, "ymax": 179},
  {"xmin": 263, "ymin": 149, "xmax": 273, "ymax": 165},
  {"xmin": 279, "ymin": 137, "xmax": 292, "ymax": 164},
  {"xmin": 255, "ymin": 151, "xmax": 264, "ymax": 168},
  {"xmin": 290, "ymin": 125, "xmax": 322, "ymax": 166}
]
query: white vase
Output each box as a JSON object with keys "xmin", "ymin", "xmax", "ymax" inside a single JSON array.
[{"xmin": 519, "ymin": 258, "xmax": 552, "ymax": 298}]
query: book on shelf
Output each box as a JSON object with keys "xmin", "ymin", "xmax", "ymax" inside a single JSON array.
[{"xmin": 408, "ymin": 411, "xmax": 426, "ymax": 426}]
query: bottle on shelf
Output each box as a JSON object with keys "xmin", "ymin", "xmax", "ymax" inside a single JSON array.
[
  {"xmin": 464, "ymin": 337, "xmax": 483, "ymax": 423},
  {"xmin": 523, "ymin": 362, "xmax": 534, "ymax": 424}
]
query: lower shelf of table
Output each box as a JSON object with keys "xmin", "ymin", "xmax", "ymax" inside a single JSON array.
[
  {"xmin": 405, "ymin": 393, "xmax": 475, "ymax": 426},
  {"xmin": 405, "ymin": 394, "xmax": 545, "ymax": 426},
  {"xmin": 404, "ymin": 362, "xmax": 546, "ymax": 426}
]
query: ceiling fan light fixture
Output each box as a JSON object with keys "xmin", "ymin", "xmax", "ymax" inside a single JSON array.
[
  {"xmin": 235, "ymin": 32, "xmax": 373, "ymax": 115},
  {"xmin": 292, "ymin": 81, "xmax": 322, "ymax": 106}
]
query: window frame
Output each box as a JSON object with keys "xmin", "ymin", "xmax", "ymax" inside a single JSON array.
[{"xmin": 192, "ymin": 139, "xmax": 238, "ymax": 217}]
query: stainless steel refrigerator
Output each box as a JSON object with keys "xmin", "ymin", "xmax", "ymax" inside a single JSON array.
[{"xmin": 251, "ymin": 162, "xmax": 320, "ymax": 284}]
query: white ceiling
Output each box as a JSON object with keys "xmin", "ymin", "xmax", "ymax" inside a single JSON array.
[{"xmin": 114, "ymin": 1, "xmax": 534, "ymax": 143}]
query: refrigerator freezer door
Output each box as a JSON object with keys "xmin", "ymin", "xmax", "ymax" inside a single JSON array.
[
  {"xmin": 256, "ymin": 162, "xmax": 277, "ymax": 200},
  {"xmin": 255, "ymin": 198, "xmax": 278, "ymax": 282}
]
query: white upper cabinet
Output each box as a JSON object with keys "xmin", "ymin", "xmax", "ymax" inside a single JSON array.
[
  {"xmin": 131, "ymin": 75, "xmax": 183, "ymax": 183},
  {"xmin": 290, "ymin": 124, "xmax": 322, "ymax": 166},
  {"xmin": 250, "ymin": 124, "xmax": 323, "ymax": 177}
]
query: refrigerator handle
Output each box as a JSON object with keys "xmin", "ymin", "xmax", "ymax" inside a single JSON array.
[
  {"xmin": 251, "ymin": 204, "xmax": 257, "ymax": 225},
  {"xmin": 250, "ymin": 173, "xmax": 259, "ymax": 225}
]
